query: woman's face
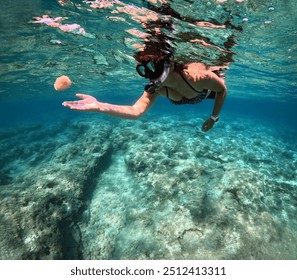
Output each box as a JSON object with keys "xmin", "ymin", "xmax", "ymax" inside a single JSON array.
[{"xmin": 136, "ymin": 60, "xmax": 165, "ymax": 79}]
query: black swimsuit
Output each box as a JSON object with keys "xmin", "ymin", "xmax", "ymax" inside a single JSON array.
[
  {"xmin": 145, "ymin": 70, "xmax": 222, "ymax": 105},
  {"xmin": 165, "ymin": 71, "xmax": 216, "ymax": 105}
]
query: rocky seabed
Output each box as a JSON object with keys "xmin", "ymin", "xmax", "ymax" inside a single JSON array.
[{"xmin": 0, "ymin": 115, "xmax": 296, "ymax": 259}]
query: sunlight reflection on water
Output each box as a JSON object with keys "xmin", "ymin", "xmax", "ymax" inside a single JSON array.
[{"xmin": 0, "ymin": 0, "xmax": 296, "ymax": 99}]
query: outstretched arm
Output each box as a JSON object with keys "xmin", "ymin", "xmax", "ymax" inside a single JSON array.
[{"xmin": 62, "ymin": 91, "xmax": 158, "ymax": 120}]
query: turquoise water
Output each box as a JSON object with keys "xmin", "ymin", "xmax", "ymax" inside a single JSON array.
[{"xmin": 0, "ymin": 0, "xmax": 296, "ymax": 260}]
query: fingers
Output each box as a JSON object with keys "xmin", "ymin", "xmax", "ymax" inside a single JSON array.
[
  {"xmin": 76, "ymin": 93, "xmax": 92, "ymax": 99},
  {"xmin": 202, "ymin": 124, "xmax": 209, "ymax": 132},
  {"xmin": 62, "ymin": 94, "xmax": 97, "ymax": 111},
  {"xmin": 201, "ymin": 119, "xmax": 214, "ymax": 132},
  {"xmin": 62, "ymin": 94, "xmax": 90, "ymax": 106},
  {"xmin": 62, "ymin": 94, "xmax": 91, "ymax": 109},
  {"xmin": 201, "ymin": 120, "xmax": 208, "ymax": 132},
  {"xmin": 62, "ymin": 101, "xmax": 77, "ymax": 109},
  {"xmin": 62, "ymin": 103, "xmax": 83, "ymax": 111},
  {"xmin": 62, "ymin": 101, "xmax": 70, "ymax": 107}
]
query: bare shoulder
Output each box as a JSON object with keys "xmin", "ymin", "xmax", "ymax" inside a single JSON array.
[
  {"xmin": 182, "ymin": 62, "xmax": 209, "ymax": 82},
  {"xmin": 136, "ymin": 90, "xmax": 158, "ymax": 105}
]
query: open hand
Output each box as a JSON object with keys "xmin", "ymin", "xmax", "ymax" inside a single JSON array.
[{"xmin": 62, "ymin": 94, "xmax": 101, "ymax": 111}]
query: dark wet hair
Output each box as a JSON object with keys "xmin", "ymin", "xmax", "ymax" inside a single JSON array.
[
  {"xmin": 133, "ymin": 40, "xmax": 187, "ymax": 75},
  {"xmin": 133, "ymin": 41, "xmax": 173, "ymax": 63}
]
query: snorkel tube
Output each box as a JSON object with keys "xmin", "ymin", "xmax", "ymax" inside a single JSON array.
[
  {"xmin": 151, "ymin": 60, "xmax": 172, "ymax": 87},
  {"xmin": 143, "ymin": 59, "xmax": 173, "ymax": 94},
  {"xmin": 137, "ymin": 53, "xmax": 174, "ymax": 94}
]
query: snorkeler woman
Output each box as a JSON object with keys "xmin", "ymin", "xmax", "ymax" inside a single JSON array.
[{"xmin": 62, "ymin": 52, "xmax": 227, "ymax": 132}]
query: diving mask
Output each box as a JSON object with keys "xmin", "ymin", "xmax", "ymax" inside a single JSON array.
[{"xmin": 136, "ymin": 59, "xmax": 171, "ymax": 82}]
